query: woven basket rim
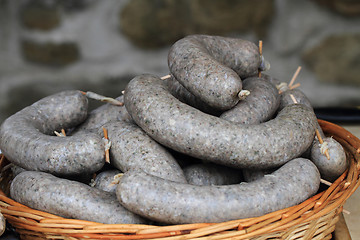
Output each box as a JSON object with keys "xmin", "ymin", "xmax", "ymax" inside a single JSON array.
[{"xmin": 0, "ymin": 119, "xmax": 359, "ymax": 240}]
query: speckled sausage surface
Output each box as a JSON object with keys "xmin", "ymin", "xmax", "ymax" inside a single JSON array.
[
  {"xmin": 184, "ymin": 163, "xmax": 242, "ymax": 186},
  {"xmin": 220, "ymin": 77, "xmax": 280, "ymax": 124},
  {"xmin": 124, "ymin": 74, "xmax": 317, "ymax": 169},
  {"xmin": 310, "ymin": 137, "xmax": 348, "ymax": 182},
  {"xmin": 278, "ymin": 89, "xmax": 313, "ymax": 112},
  {"xmin": 10, "ymin": 171, "xmax": 147, "ymax": 224},
  {"xmin": 278, "ymin": 88, "xmax": 324, "ymax": 140},
  {"xmin": 10, "ymin": 164, "xmax": 27, "ymax": 177},
  {"xmin": 92, "ymin": 169, "xmax": 122, "ymax": 193},
  {"xmin": 277, "ymin": 88, "xmax": 347, "ymax": 177},
  {"xmin": 242, "ymin": 168, "xmax": 275, "ymax": 182},
  {"xmin": 100, "ymin": 121, "xmax": 187, "ymax": 183},
  {"xmin": 117, "ymin": 158, "xmax": 320, "ymax": 224},
  {"xmin": 74, "ymin": 95, "xmax": 133, "ymax": 133},
  {"xmin": 163, "ymin": 75, "xmax": 220, "ymax": 115},
  {"xmin": 262, "ymin": 74, "xmax": 282, "ymax": 88},
  {"xmin": 0, "ymin": 91, "xmax": 105, "ymax": 176},
  {"xmin": 168, "ymin": 35, "xmax": 263, "ymax": 110}
]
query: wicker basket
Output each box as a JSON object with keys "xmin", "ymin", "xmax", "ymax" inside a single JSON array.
[{"xmin": 0, "ymin": 119, "xmax": 359, "ymax": 240}]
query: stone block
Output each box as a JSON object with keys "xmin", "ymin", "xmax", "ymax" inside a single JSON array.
[
  {"xmin": 119, "ymin": 0, "xmax": 274, "ymax": 48},
  {"xmin": 21, "ymin": 40, "xmax": 80, "ymax": 67},
  {"xmin": 302, "ymin": 33, "xmax": 360, "ymax": 86},
  {"xmin": 313, "ymin": 0, "xmax": 360, "ymax": 17},
  {"xmin": 20, "ymin": 1, "xmax": 61, "ymax": 31}
]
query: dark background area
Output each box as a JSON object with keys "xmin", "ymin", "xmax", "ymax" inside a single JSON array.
[{"xmin": 0, "ymin": 0, "xmax": 359, "ymax": 124}]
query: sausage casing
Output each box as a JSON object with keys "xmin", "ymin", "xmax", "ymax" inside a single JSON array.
[{"xmin": 117, "ymin": 158, "xmax": 320, "ymax": 224}]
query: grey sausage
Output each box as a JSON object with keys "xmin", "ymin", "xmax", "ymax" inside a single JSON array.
[
  {"xmin": 277, "ymin": 88, "xmax": 322, "ymax": 152},
  {"xmin": 74, "ymin": 95, "xmax": 133, "ymax": 133},
  {"xmin": 10, "ymin": 171, "xmax": 147, "ymax": 224},
  {"xmin": 278, "ymin": 89, "xmax": 322, "ymax": 141},
  {"xmin": 278, "ymin": 89, "xmax": 313, "ymax": 112},
  {"xmin": 163, "ymin": 75, "xmax": 221, "ymax": 116},
  {"xmin": 278, "ymin": 88, "xmax": 321, "ymax": 138},
  {"xmin": 262, "ymin": 73, "xmax": 282, "ymax": 88},
  {"xmin": 0, "ymin": 91, "xmax": 105, "ymax": 176},
  {"xmin": 124, "ymin": 74, "xmax": 318, "ymax": 169},
  {"xmin": 242, "ymin": 168, "xmax": 276, "ymax": 182},
  {"xmin": 184, "ymin": 163, "xmax": 243, "ymax": 186},
  {"xmin": 91, "ymin": 169, "xmax": 122, "ymax": 193},
  {"xmin": 100, "ymin": 121, "xmax": 187, "ymax": 183},
  {"xmin": 117, "ymin": 158, "xmax": 320, "ymax": 224},
  {"xmin": 168, "ymin": 35, "xmax": 264, "ymax": 110},
  {"xmin": 310, "ymin": 137, "xmax": 348, "ymax": 182},
  {"xmin": 278, "ymin": 88, "xmax": 347, "ymax": 180},
  {"xmin": 10, "ymin": 164, "xmax": 27, "ymax": 177},
  {"xmin": 220, "ymin": 77, "xmax": 280, "ymax": 124}
]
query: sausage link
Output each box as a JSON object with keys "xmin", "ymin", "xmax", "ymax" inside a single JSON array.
[
  {"xmin": 279, "ymin": 89, "xmax": 313, "ymax": 111},
  {"xmin": 117, "ymin": 158, "xmax": 320, "ymax": 224},
  {"xmin": 184, "ymin": 163, "xmax": 243, "ymax": 186},
  {"xmin": 124, "ymin": 74, "xmax": 317, "ymax": 169},
  {"xmin": 242, "ymin": 168, "xmax": 275, "ymax": 182},
  {"xmin": 310, "ymin": 137, "xmax": 348, "ymax": 182},
  {"xmin": 168, "ymin": 35, "xmax": 264, "ymax": 110},
  {"xmin": 163, "ymin": 75, "xmax": 221, "ymax": 115},
  {"xmin": 74, "ymin": 95, "xmax": 133, "ymax": 133},
  {"xmin": 262, "ymin": 73, "xmax": 282, "ymax": 88},
  {"xmin": 91, "ymin": 169, "xmax": 122, "ymax": 193},
  {"xmin": 10, "ymin": 171, "xmax": 147, "ymax": 224},
  {"xmin": 101, "ymin": 121, "xmax": 187, "ymax": 183},
  {"xmin": 278, "ymin": 88, "xmax": 347, "ymax": 181},
  {"xmin": 0, "ymin": 90, "xmax": 105, "ymax": 176},
  {"xmin": 220, "ymin": 77, "xmax": 280, "ymax": 124}
]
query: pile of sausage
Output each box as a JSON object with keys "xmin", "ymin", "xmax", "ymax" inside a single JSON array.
[{"xmin": 0, "ymin": 35, "xmax": 348, "ymax": 225}]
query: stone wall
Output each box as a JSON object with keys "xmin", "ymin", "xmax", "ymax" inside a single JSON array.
[{"xmin": 0, "ymin": 0, "xmax": 359, "ymax": 123}]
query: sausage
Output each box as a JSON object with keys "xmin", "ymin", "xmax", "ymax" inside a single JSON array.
[
  {"xmin": 124, "ymin": 74, "xmax": 317, "ymax": 169},
  {"xmin": 262, "ymin": 73, "xmax": 291, "ymax": 94},
  {"xmin": 91, "ymin": 169, "xmax": 122, "ymax": 193},
  {"xmin": 167, "ymin": 148, "xmax": 203, "ymax": 169},
  {"xmin": 117, "ymin": 158, "xmax": 320, "ymax": 224},
  {"xmin": 100, "ymin": 121, "xmax": 187, "ymax": 183},
  {"xmin": 242, "ymin": 168, "xmax": 276, "ymax": 182},
  {"xmin": 0, "ymin": 90, "xmax": 105, "ymax": 176},
  {"xmin": 310, "ymin": 137, "xmax": 348, "ymax": 182},
  {"xmin": 278, "ymin": 88, "xmax": 347, "ymax": 181},
  {"xmin": 220, "ymin": 77, "xmax": 280, "ymax": 124},
  {"xmin": 278, "ymin": 89, "xmax": 320, "ymax": 140},
  {"xmin": 10, "ymin": 171, "xmax": 147, "ymax": 224},
  {"xmin": 168, "ymin": 35, "xmax": 267, "ymax": 110},
  {"xmin": 10, "ymin": 163, "xmax": 27, "ymax": 177},
  {"xmin": 278, "ymin": 89, "xmax": 313, "ymax": 112},
  {"xmin": 163, "ymin": 75, "xmax": 221, "ymax": 116},
  {"xmin": 74, "ymin": 95, "xmax": 133, "ymax": 133},
  {"xmin": 184, "ymin": 163, "xmax": 243, "ymax": 186}
]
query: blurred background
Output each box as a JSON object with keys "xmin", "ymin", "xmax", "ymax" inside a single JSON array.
[
  {"xmin": 0, "ymin": 0, "xmax": 360, "ymax": 123},
  {"xmin": 0, "ymin": 0, "xmax": 360, "ymax": 239}
]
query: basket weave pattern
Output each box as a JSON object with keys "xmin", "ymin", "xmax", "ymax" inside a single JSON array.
[{"xmin": 0, "ymin": 119, "xmax": 359, "ymax": 240}]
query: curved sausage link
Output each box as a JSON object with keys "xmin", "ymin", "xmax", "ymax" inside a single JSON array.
[
  {"xmin": 0, "ymin": 90, "xmax": 105, "ymax": 176},
  {"xmin": 100, "ymin": 121, "xmax": 187, "ymax": 183},
  {"xmin": 10, "ymin": 171, "xmax": 147, "ymax": 224},
  {"xmin": 168, "ymin": 35, "xmax": 265, "ymax": 110},
  {"xmin": 117, "ymin": 158, "xmax": 320, "ymax": 224},
  {"xmin": 124, "ymin": 74, "xmax": 318, "ymax": 169},
  {"xmin": 278, "ymin": 88, "xmax": 347, "ymax": 181},
  {"xmin": 220, "ymin": 77, "xmax": 280, "ymax": 124}
]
